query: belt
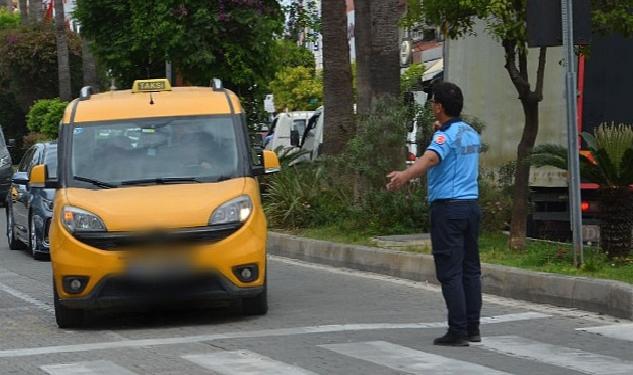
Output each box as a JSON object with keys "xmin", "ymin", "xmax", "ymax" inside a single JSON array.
[{"xmin": 431, "ymin": 198, "xmax": 478, "ymax": 205}]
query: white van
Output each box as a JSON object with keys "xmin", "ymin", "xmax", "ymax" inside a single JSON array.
[
  {"xmin": 296, "ymin": 107, "xmax": 324, "ymax": 163},
  {"xmin": 264, "ymin": 111, "xmax": 314, "ymax": 151}
]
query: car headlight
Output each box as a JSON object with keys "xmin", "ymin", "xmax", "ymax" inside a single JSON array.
[
  {"xmin": 62, "ymin": 206, "xmax": 107, "ymax": 233},
  {"xmin": 210, "ymin": 195, "xmax": 253, "ymax": 225},
  {"xmin": 0, "ymin": 155, "xmax": 10, "ymax": 168}
]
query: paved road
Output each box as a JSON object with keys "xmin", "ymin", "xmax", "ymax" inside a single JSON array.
[{"xmin": 0, "ymin": 208, "xmax": 632, "ymax": 374}]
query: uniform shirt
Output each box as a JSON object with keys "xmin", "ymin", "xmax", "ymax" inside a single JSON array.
[{"xmin": 426, "ymin": 118, "xmax": 480, "ymax": 203}]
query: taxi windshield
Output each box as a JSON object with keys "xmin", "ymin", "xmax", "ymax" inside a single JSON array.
[{"xmin": 70, "ymin": 116, "xmax": 241, "ymax": 187}]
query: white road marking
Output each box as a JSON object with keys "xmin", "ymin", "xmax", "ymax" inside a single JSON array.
[
  {"xmin": 577, "ymin": 323, "xmax": 633, "ymax": 342},
  {"xmin": 477, "ymin": 336, "xmax": 633, "ymax": 375},
  {"xmin": 270, "ymin": 255, "xmax": 630, "ymax": 324},
  {"xmin": 41, "ymin": 360, "xmax": 139, "ymax": 375},
  {"xmin": 321, "ymin": 341, "xmax": 513, "ymax": 375},
  {"xmin": 0, "ymin": 281, "xmax": 53, "ymax": 313},
  {"xmin": 0, "ymin": 312, "xmax": 548, "ymax": 358},
  {"xmin": 183, "ymin": 350, "xmax": 319, "ymax": 375}
]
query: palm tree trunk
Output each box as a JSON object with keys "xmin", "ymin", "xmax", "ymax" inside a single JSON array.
[
  {"xmin": 355, "ymin": 0, "xmax": 403, "ymax": 114},
  {"xmin": 321, "ymin": 0, "xmax": 354, "ymax": 155},
  {"xmin": 81, "ymin": 37, "xmax": 99, "ymax": 90},
  {"xmin": 599, "ymin": 187, "xmax": 633, "ymax": 258},
  {"xmin": 19, "ymin": 0, "xmax": 27, "ymax": 24},
  {"xmin": 367, "ymin": 0, "xmax": 402, "ymax": 101},
  {"xmin": 28, "ymin": 0, "xmax": 41, "ymax": 24},
  {"xmin": 54, "ymin": 0, "xmax": 71, "ymax": 100},
  {"xmin": 354, "ymin": 0, "xmax": 371, "ymax": 117}
]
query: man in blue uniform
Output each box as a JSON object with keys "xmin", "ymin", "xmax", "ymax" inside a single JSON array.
[{"xmin": 387, "ymin": 82, "xmax": 481, "ymax": 347}]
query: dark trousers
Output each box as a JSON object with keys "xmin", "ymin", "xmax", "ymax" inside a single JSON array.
[{"xmin": 430, "ymin": 200, "xmax": 482, "ymax": 336}]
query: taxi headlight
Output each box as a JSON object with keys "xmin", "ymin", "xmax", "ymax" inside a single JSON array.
[
  {"xmin": 210, "ymin": 196, "xmax": 253, "ymax": 225},
  {"xmin": 0, "ymin": 155, "xmax": 10, "ymax": 168},
  {"xmin": 62, "ymin": 206, "xmax": 107, "ymax": 233}
]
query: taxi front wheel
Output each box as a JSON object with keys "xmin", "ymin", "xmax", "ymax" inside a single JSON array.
[
  {"xmin": 53, "ymin": 281, "xmax": 85, "ymax": 328},
  {"xmin": 241, "ymin": 281, "xmax": 268, "ymax": 316}
]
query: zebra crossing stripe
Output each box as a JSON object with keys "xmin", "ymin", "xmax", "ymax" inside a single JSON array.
[
  {"xmin": 40, "ymin": 360, "xmax": 139, "ymax": 375},
  {"xmin": 477, "ymin": 336, "xmax": 633, "ymax": 375},
  {"xmin": 0, "ymin": 312, "xmax": 549, "ymax": 358},
  {"xmin": 183, "ymin": 350, "xmax": 319, "ymax": 375},
  {"xmin": 577, "ymin": 323, "xmax": 633, "ymax": 342},
  {"xmin": 320, "ymin": 341, "xmax": 513, "ymax": 375}
]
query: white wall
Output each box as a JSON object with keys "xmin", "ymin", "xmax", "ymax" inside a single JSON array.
[{"xmin": 445, "ymin": 22, "xmax": 568, "ymax": 168}]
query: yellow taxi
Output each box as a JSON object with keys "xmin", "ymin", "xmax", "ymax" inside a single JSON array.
[{"xmin": 29, "ymin": 79, "xmax": 280, "ymax": 328}]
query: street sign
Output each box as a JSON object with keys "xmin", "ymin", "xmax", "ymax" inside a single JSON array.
[{"xmin": 527, "ymin": 0, "xmax": 591, "ymax": 48}]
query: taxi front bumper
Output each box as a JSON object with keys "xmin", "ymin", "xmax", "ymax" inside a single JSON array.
[
  {"xmin": 59, "ymin": 272, "xmax": 264, "ymax": 310},
  {"xmin": 51, "ymin": 213, "xmax": 268, "ymax": 307}
]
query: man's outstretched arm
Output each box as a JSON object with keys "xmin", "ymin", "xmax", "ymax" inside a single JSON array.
[{"xmin": 386, "ymin": 150, "xmax": 440, "ymax": 191}]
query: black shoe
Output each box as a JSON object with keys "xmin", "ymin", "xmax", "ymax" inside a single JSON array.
[
  {"xmin": 433, "ymin": 331, "xmax": 469, "ymax": 346},
  {"xmin": 468, "ymin": 329, "xmax": 481, "ymax": 342}
]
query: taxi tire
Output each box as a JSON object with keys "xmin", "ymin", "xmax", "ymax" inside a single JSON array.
[
  {"xmin": 53, "ymin": 281, "xmax": 85, "ymax": 328},
  {"xmin": 241, "ymin": 282, "xmax": 268, "ymax": 316}
]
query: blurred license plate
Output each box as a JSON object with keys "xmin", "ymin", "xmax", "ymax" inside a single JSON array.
[{"xmin": 125, "ymin": 251, "xmax": 193, "ymax": 278}]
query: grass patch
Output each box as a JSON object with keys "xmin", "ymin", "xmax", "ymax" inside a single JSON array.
[{"xmin": 281, "ymin": 226, "xmax": 633, "ymax": 284}]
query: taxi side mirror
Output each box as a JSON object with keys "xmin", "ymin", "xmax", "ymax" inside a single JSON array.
[
  {"xmin": 29, "ymin": 164, "xmax": 59, "ymax": 189},
  {"xmin": 263, "ymin": 150, "xmax": 280, "ymax": 174}
]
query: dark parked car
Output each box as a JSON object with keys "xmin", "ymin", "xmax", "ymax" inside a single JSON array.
[
  {"xmin": 0, "ymin": 127, "xmax": 14, "ymax": 202},
  {"xmin": 6, "ymin": 142, "xmax": 57, "ymax": 260}
]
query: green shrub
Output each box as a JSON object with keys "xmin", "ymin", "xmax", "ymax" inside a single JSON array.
[
  {"xmin": 479, "ymin": 175, "xmax": 512, "ymax": 232},
  {"xmin": 0, "ymin": 8, "xmax": 19, "ymax": 31},
  {"xmin": 26, "ymin": 98, "xmax": 67, "ymax": 139},
  {"xmin": 264, "ymin": 164, "xmax": 349, "ymax": 228}
]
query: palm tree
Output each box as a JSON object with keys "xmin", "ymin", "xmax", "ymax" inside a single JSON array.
[
  {"xmin": 321, "ymin": 0, "xmax": 354, "ymax": 155},
  {"xmin": 530, "ymin": 123, "xmax": 633, "ymax": 258},
  {"xmin": 354, "ymin": 0, "xmax": 404, "ymax": 114},
  {"xmin": 81, "ymin": 37, "xmax": 98, "ymax": 90},
  {"xmin": 54, "ymin": 0, "xmax": 71, "ymax": 100},
  {"xmin": 28, "ymin": 0, "xmax": 41, "ymax": 24},
  {"xmin": 18, "ymin": 0, "xmax": 27, "ymax": 24}
]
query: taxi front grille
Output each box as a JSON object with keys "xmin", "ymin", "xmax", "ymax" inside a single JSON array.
[{"xmin": 73, "ymin": 223, "xmax": 242, "ymax": 250}]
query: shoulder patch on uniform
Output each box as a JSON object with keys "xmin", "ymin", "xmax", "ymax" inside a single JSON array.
[{"xmin": 433, "ymin": 134, "xmax": 446, "ymax": 145}]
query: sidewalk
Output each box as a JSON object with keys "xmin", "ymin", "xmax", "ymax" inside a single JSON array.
[{"xmin": 268, "ymin": 232, "xmax": 633, "ymax": 320}]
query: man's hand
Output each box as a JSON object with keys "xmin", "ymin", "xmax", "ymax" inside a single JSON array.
[{"xmin": 386, "ymin": 170, "xmax": 409, "ymax": 192}]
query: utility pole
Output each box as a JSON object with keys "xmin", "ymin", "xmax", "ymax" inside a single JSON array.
[{"xmin": 561, "ymin": 0, "xmax": 584, "ymax": 267}]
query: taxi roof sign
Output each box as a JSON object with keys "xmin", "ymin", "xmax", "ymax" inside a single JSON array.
[{"xmin": 132, "ymin": 79, "xmax": 172, "ymax": 93}]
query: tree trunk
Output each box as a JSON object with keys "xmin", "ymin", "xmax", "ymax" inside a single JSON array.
[
  {"xmin": 7, "ymin": 0, "xmax": 13, "ymax": 12},
  {"xmin": 355, "ymin": 0, "xmax": 403, "ymax": 115},
  {"xmin": 321, "ymin": 0, "xmax": 355, "ymax": 155},
  {"xmin": 368, "ymin": 0, "xmax": 402, "ymax": 102},
  {"xmin": 81, "ymin": 37, "xmax": 99, "ymax": 90},
  {"xmin": 354, "ymin": 0, "xmax": 371, "ymax": 117},
  {"xmin": 19, "ymin": 0, "xmax": 27, "ymax": 24},
  {"xmin": 54, "ymin": 0, "xmax": 71, "ymax": 101},
  {"xmin": 504, "ymin": 43, "xmax": 547, "ymax": 250},
  {"xmin": 599, "ymin": 187, "xmax": 633, "ymax": 259},
  {"xmin": 509, "ymin": 99, "xmax": 539, "ymax": 249},
  {"xmin": 28, "ymin": 0, "xmax": 41, "ymax": 24}
]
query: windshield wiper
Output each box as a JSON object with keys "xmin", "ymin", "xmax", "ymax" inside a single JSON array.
[
  {"xmin": 74, "ymin": 176, "xmax": 118, "ymax": 189},
  {"xmin": 120, "ymin": 177, "xmax": 202, "ymax": 186}
]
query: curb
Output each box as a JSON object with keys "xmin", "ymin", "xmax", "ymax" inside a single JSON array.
[{"xmin": 267, "ymin": 232, "xmax": 633, "ymax": 321}]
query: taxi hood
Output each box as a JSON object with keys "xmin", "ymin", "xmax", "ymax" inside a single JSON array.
[{"xmin": 63, "ymin": 179, "xmax": 247, "ymax": 231}]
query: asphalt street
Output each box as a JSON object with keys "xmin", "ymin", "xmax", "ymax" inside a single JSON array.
[{"xmin": 0, "ymin": 208, "xmax": 632, "ymax": 374}]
